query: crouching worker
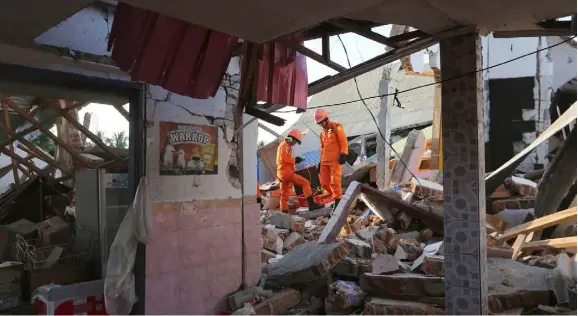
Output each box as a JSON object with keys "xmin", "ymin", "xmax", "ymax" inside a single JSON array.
[{"xmin": 277, "ymin": 129, "xmax": 324, "ymax": 213}]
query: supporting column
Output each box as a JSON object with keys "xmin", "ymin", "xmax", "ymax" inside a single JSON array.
[
  {"xmin": 440, "ymin": 31, "xmax": 487, "ymax": 314},
  {"xmin": 376, "ymin": 67, "xmax": 392, "ymax": 190}
]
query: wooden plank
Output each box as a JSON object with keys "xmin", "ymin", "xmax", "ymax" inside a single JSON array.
[
  {"xmin": 51, "ymin": 99, "xmax": 116, "ymax": 158},
  {"xmin": 496, "ymin": 207, "xmax": 577, "ymax": 242},
  {"xmin": 521, "ymin": 236, "xmax": 577, "ymax": 251},
  {"xmin": 0, "ymin": 146, "xmax": 52, "ymax": 179},
  {"xmin": 0, "ymin": 122, "xmax": 62, "ymax": 172},
  {"xmin": 511, "ymin": 234, "xmax": 527, "ymax": 259},
  {"xmin": 1, "ymin": 96, "xmax": 90, "ymax": 166},
  {"xmin": 1, "ymin": 101, "xmax": 20, "ymax": 188},
  {"xmin": 112, "ymin": 104, "xmax": 129, "ymax": 121}
]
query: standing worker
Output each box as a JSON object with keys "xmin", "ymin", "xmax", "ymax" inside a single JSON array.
[
  {"xmin": 277, "ymin": 129, "xmax": 325, "ymax": 213},
  {"xmin": 315, "ymin": 109, "xmax": 348, "ymax": 210}
]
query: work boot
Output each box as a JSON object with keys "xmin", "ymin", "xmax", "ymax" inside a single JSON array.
[{"xmin": 306, "ymin": 196, "xmax": 324, "ymax": 211}]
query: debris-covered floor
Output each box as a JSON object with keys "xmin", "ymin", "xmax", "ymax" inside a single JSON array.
[{"xmin": 240, "ymin": 124, "xmax": 577, "ymax": 315}]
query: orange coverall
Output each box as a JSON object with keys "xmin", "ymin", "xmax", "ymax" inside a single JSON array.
[
  {"xmin": 276, "ymin": 139, "xmax": 312, "ymax": 210},
  {"xmin": 319, "ymin": 121, "xmax": 348, "ymax": 199}
]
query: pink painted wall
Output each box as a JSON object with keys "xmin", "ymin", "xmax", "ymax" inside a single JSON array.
[{"xmin": 146, "ymin": 201, "xmax": 262, "ymax": 314}]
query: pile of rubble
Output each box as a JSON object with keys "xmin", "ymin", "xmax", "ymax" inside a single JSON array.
[{"xmin": 232, "ymin": 164, "xmax": 578, "ymax": 315}]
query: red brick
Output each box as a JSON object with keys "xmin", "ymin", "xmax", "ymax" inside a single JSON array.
[
  {"xmin": 359, "ymin": 273, "xmax": 445, "ymax": 297},
  {"xmin": 364, "ymin": 297, "xmax": 445, "ymax": 315},
  {"xmin": 253, "ymin": 289, "xmax": 301, "ymax": 315},
  {"xmin": 422, "ymin": 256, "xmax": 444, "ymax": 276}
]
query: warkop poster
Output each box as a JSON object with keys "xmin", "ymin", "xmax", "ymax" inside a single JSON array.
[{"xmin": 159, "ymin": 122, "xmax": 218, "ymax": 175}]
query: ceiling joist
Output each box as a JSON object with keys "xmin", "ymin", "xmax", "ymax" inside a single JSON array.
[{"xmin": 328, "ymin": 19, "xmax": 400, "ymax": 48}]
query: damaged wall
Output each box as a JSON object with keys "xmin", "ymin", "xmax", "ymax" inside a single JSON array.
[
  {"xmin": 480, "ymin": 35, "xmax": 571, "ymax": 173},
  {"xmin": 0, "ymin": 6, "xmax": 263, "ymax": 315}
]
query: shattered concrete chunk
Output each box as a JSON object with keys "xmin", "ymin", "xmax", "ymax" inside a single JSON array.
[
  {"xmin": 345, "ymin": 238, "xmax": 372, "ymax": 259},
  {"xmin": 551, "ymin": 253, "xmax": 577, "ymax": 304},
  {"xmin": 296, "ymin": 207, "xmax": 333, "ymax": 220},
  {"xmin": 394, "ymin": 245, "xmax": 408, "ymax": 260},
  {"xmin": 374, "ymin": 226, "xmax": 396, "ymax": 246},
  {"xmin": 364, "ymin": 297, "xmax": 445, "ymax": 315},
  {"xmin": 262, "ymin": 228, "xmax": 280, "ymax": 253},
  {"xmin": 283, "ymin": 232, "xmax": 306, "ymax": 252},
  {"xmin": 232, "ymin": 303, "xmax": 256, "ymax": 315},
  {"xmin": 325, "ymin": 280, "xmax": 367, "ymax": 314},
  {"xmin": 267, "ymin": 212, "xmax": 293, "ymax": 230},
  {"xmin": 504, "ymin": 176, "xmax": 538, "ymax": 196},
  {"xmin": 486, "ymin": 258, "xmax": 553, "ymax": 313},
  {"xmin": 265, "ymin": 241, "xmax": 350, "ymax": 287},
  {"xmin": 354, "ymin": 226, "xmax": 379, "ymax": 242},
  {"xmin": 496, "ymin": 208, "xmax": 535, "ymax": 228},
  {"xmin": 228, "ymin": 286, "xmax": 273, "ymax": 311},
  {"xmin": 371, "ymin": 254, "xmax": 399, "ymax": 275}
]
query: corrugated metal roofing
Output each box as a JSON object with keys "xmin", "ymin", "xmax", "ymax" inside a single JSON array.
[
  {"xmin": 295, "ymin": 149, "xmax": 320, "ymax": 169},
  {"xmin": 289, "ymin": 62, "xmax": 435, "ymax": 138}
]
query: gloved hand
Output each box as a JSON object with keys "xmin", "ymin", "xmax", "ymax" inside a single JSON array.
[
  {"xmin": 338, "ymin": 153, "xmax": 347, "ymax": 165},
  {"xmin": 295, "ymin": 156, "xmax": 304, "ymax": 164},
  {"xmin": 317, "ymin": 162, "xmax": 321, "ymax": 171}
]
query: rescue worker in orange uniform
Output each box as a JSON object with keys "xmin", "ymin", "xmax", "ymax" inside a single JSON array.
[
  {"xmin": 277, "ymin": 129, "xmax": 324, "ymax": 213},
  {"xmin": 314, "ymin": 109, "xmax": 348, "ymax": 210}
]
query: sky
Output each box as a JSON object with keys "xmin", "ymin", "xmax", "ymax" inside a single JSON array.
[{"xmin": 85, "ymin": 26, "xmax": 398, "ymax": 143}]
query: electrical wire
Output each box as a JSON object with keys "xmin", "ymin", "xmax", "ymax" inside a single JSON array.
[
  {"xmin": 336, "ymin": 34, "xmax": 422, "ymax": 186},
  {"xmin": 274, "ymin": 35, "xmax": 577, "ymax": 112}
]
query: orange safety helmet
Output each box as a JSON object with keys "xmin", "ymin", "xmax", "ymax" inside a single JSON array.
[
  {"xmin": 287, "ymin": 129, "xmax": 303, "ymax": 144},
  {"xmin": 314, "ymin": 108, "xmax": 328, "ymax": 124}
]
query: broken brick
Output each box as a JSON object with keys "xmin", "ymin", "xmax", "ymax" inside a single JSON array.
[
  {"xmin": 292, "ymin": 216, "xmax": 306, "ymax": 233},
  {"xmin": 253, "ymin": 289, "xmax": 301, "ymax": 315},
  {"xmin": 410, "ymin": 178, "xmax": 443, "ymax": 198},
  {"xmin": 492, "ymin": 197, "xmax": 535, "ymax": 214},
  {"xmin": 422, "ymin": 255, "xmax": 444, "ymax": 276},
  {"xmin": 371, "ymin": 254, "xmax": 399, "ymax": 275},
  {"xmin": 374, "ymin": 226, "xmax": 396, "ymax": 246},
  {"xmin": 283, "ymin": 232, "xmax": 306, "ymax": 251},
  {"xmin": 396, "ymin": 238, "xmax": 423, "ymax": 261},
  {"xmin": 364, "ymin": 297, "xmax": 445, "ymax": 315}
]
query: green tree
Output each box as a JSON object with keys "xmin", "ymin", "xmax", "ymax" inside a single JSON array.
[
  {"xmin": 257, "ymin": 140, "xmax": 265, "ymax": 149},
  {"xmin": 110, "ymin": 131, "xmax": 128, "ymax": 148},
  {"xmin": 31, "ymin": 133, "xmax": 57, "ymax": 157}
]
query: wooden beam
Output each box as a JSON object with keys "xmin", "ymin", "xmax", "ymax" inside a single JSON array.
[
  {"xmin": 1, "ymin": 96, "xmax": 90, "ymax": 166},
  {"xmin": 2, "ymin": 101, "xmax": 20, "ymax": 188},
  {"xmin": 49, "ymin": 99, "xmax": 117, "ymax": 158},
  {"xmin": 511, "ymin": 234, "xmax": 527, "ymax": 259},
  {"xmin": 321, "ymin": 34, "xmax": 330, "ymax": 61},
  {"xmin": 0, "ymin": 146, "xmax": 52, "ymax": 179},
  {"xmin": 308, "ymin": 35, "xmax": 436, "ymax": 95},
  {"xmin": 496, "ymin": 207, "xmax": 577, "ymax": 242},
  {"xmin": 329, "ymin": 19, "xmax": 400, "ymax": 48},
  {"xmin": 0, "ymin": 122, "xmax": 62, "ymax": 172},
  {"xmin": 0, "ymin": 101, "xmax": 85, "ymax": 148},
  {"xmin": 282, "ymin": 40, "xmax": 347, "ymax": 72},
  {"xmin": 521, "ymin": 236, "xmax": 577, "ymax": 251},
  {"xmin": 112, "ymin": 104, "xmax": 130, "ymax": 121}
]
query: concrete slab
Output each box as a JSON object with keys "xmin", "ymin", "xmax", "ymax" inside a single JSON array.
[
  {"xmin": 318, "ymin": 182, "xmax": 362, "ymax": 243},
  {"xmin": 359, "ymin": 273, "xmax": 445, "ymax": 297},
  {"xmin": 265, "ymin": 241, "xmax": 350, "ymax": 287}
]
